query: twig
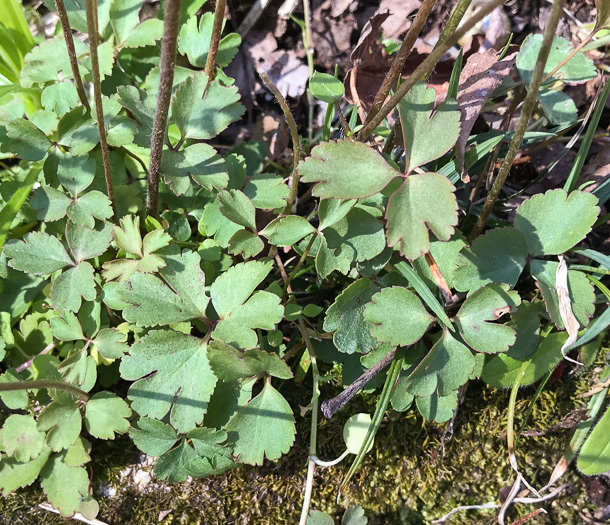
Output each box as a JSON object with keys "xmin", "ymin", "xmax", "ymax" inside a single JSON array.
[
  {"xmin": 321, "ymin": 348, "xmax": 396, "ymax": 419},
  {"xmin": 15, "ymin": 341, "xmax": 55, "ymax": 372},
  {"xmin": 205, "ymin": 0, "xmax": 227, "ymax": 79},
  {"xmin": 260, "ymin": 73, "xmax": 302, "ymax": 216},
  {"xmin": 468, "ymin": 0, "xmax": 567, "ymax": 241},
  {"xmin": 55, "ymin": 0, "xmax": 89, "ymax": 110},
  {"xmin": 356, "ymin": 0, "xmax": 504, "ymax": 143},
  {"xmin": 85, "ymin": 0, "xmax": 116, "ymax": 221},
  {"xmin": 0, "ymin": 379, "xmax": 90, "ymax": 402},
  {"xmin": 147, "ymin": 0, "xmax": 181, "ymax": 219},
  {"xmin": 364, "ymin": 0, "xmax": 436, "ymax": 128}
]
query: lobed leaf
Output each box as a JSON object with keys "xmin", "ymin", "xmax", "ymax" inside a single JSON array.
[
  {"xmin": 4, "ymin": 232, "xmax": 73, "ymax": 275},
  {"xmin": 84, "ymin": 392, "xmax": 131, "ymax": 440},
  {"xmin": 207, "ymin": 341, "xmax": 292, "ymax": 381}
]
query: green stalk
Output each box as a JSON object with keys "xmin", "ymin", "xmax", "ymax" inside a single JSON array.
[
  {"xmin": 434, "ymin": 0, "xmax": 472, "ymax": 51},
  {"xmin": 468, "ymin": 0, "xmax": 566, "ymax": 241},
  {"xmin": 85, "ymin": 0, "xmax": 116, "ymax": 221},
  {"xmin": 356, "ymin": 0, "xmax": 504, "ymax": 142},
  {"xmin": 282, "ymin": 232, "xmax": 317, "ymax": 299},
  {"xmin": 147, "ymin": 0, "xmax": 181, "ymax": 219},
  {"xmin": 260, "ymin": 73, "xmax": 302, "ymax": 216},
  {"xmin": 205, "ymin": 0, "xmax": 227, "ymax": 79},
  {"xmin": 55, "ymin": 0, "xmax": 90, "ymax": 110},
  {"xmin": 297, "ymin": 316, "xmax": 321, "ymax": 525},
  {"xmin": 0, "ymin": 379, "xmax": 90, "ymax": 402},
  {"xmin": 302, "ymin": 0, "xmax": 314, "ymax": 140}
]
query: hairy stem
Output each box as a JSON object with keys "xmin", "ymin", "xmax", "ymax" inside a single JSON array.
[
  {"xmin": 297, "ymin": 316, "xmax": 320, "ymax": 525},
  {"xmin": 357, "ymin": 0, "xmax": 503, "ymax": 143},
  {"xmin": 55, "ymin": 0, "xmax": 90, "ymax": 110},
  {"xmin": 468, "ymin": 0, "xmax": 566, "ymax": 241},
  {"xmin": 0, "ymin": 379, "xmax": 90, "ymax": 402},
  {"xmin": 85, "ymin": 0, "xmax": 116, "ymax": 221},
  {"xmin": 260, "ymin": 73, "xmax": 302, "ymax": 215},
  {"xmin": 147, "ymin": 0, "xmax": 181, "ymax": 219},
  {"xmin": 364, "ymin": 0, "xmax": 435, "ymax": 127},
  {"xmin": 205, "ymin": 0, "xmax": 227, "ymax": 79}
]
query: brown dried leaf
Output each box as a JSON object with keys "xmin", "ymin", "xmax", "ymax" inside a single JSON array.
[{"xmin": 456, "ymin": 49, "xmax": 516, "ymax": 182}]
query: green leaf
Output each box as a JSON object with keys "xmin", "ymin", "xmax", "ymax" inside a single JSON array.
[
  {"xmin": 343, "ymin": 413, "xmax": 374, "ymax": 454},
  {"xmin": 578, "ymin": 405, "xmax": 610, "ymax": 475},
  {"xmin": 342, "ymin": 505, "xmax": 368, "ymax": 525},
  {"xmin": 323, "ymin": 279, "xmax": 380, "ymax": 355},
  {"xmin": 117, "ymin": 85, "xmax": 157, "ymax": 148},
  {"xmin": 398, "ymin": 83, "xmax": 461, "ymax": 173},
  {"xmin": 66, "ymin": 221, "xmax": 113, "ymax": 263},
  {"xmin": 207, "ymin": 341, "xmax": 293, "ymax": 381},
  {"xmin": 113, "ymin": 214, "xmax": 142, "ymax": 254},
  {"xmin": 129, "ymin": 417, "xmax": 178, "ymax": 457},
  {"xmin": 57, "ymin": 154, "xmax": 96, "ymax": 197},
  {"xmin": 204, "ymin": 378, "xmax": 254, "ymax": 429},
  {"xmin": 517, "ymin": 34, "xmax": 596, "ymax": 86},
  {"xmin": 178, "ymin": 12, "xmax": 241, "ymax": 69},
  {"xmin": 5, "ymin": 119, "xmax": 51, "ymax": 161},
  {"xmin": 30, "ymin": 186, "xmax": 71, "ymax": 222},
  {"xmin": 187, "ymin": 427, "xmax": 231, "ymax": 460},
  {"xmin": 0, "ymin": 370, "xmax": 29, "ymax": 409},
  {"xmin": 364, "ymin": 287, "xmax": 434, "ymax": 347},
  {"xmin": 37, "ymin": 401, "xmax": 82, "ymax": 452},
  {"xmin": 41, "ymin": 82, "xmax": 79, "ymax": 116},
  {"xmin": 453, "ymin": 228, "xmax": 529, "ymax": 293},
  {"xmin": 1, "ymin": 415, "xmax": 46, "ymax": 462},
  {"xmin": 309, "ymin": 71, "xmax": 345, "ymax": 103},
  {"xmin": 171, "ymin": 72, "xmax": 244, "ymax": 141},
  {"xmin": 318, "ymin": 198, "xmax": 356, "ymax": 230},
  {"xmin": 228, "ymin": 230, "xmax": 264, "ymax": 259},
  {"xmin": 120, "ymin": 330, "xmax": 217, "ymax": 433},
  {"xmin": 225, "ymin": 382, "xmax": 295, "ymax": 465},
  {"xmin": 40, "ymin": 453, "xmax": 92, "ymax": 517},
  {"xmin": 57, "ymin": 351, "xmax": 97, "ymax": 390},
  {"xmin": 481, "ymin": 331, "xmax": 568, "ymax": 388},
  {"xmin": 514, "ymin": 189, "xmax": 599, "ymax": 256},
  {"xmin": 390, "ymin": 374, "xmax": 415, "ymax": 412},
  {"xmin": 119, "ymin": 250, "xmax": 209, "ymax": 326},
  {"xmin": 84, "ymin": 392, "xmax": 131, "ymax": 439},
  {"xmin": 405, "ymin": 331, "xmax": 474, "ymax": 397},
  {"xmin": 315, "ymin": 234, "xmax": 352, "ymax": 278},
  {"xmin": 530, "ymin": 259, "xmax": 595, "ymax": 329},
  {"xmin": 91, "ymin": 328, "xmax": 128, "ymax": 359},
  {"xmin": 162, "ymin": 143, "xmax": 228, "ymax": 195},
  {"xmin": 199, "ymin": 200, "xmax": 244, "ymax": 248},
  {"xmin": 218, "ymin": 189, "xmax": 257, "ymax": 230},
  {"xmin": 154, "ymin": 439, "xmax": 211, "ymax": 482},
  {"xmin": 260, "ymin": 216, "xmax": 316, "ymax": 246},
  {"xmin": 50, "ymin": 311, "xmax": 84, "ymax": 341},
  {"xmin": 0, "ymin": 166, "xmax": 40, "ymax": 251},
  {"xmin": 66, "ymin": 191, "xmax": 114, "ymax": 229},
  {"xmin": 537, "ymin": 89, "xmax": 578, "ymax": 125},
  {"xmin": 386, "ymin": 172, "xmax": 458, "ymax": 260},
  {"xmin": 50, "ymin": 262, "xmax": 96, "ymax": 312},
  {"xmin": 109, "ymin": 0, "xmax": 142, "ymax": 44},
  {"xmin": 0, "ymin": 445, "xmax": 50, "ymax": 496},
  {"xmin": 123, "ymin": 18, "xmax": 164, "ymax": 48},
  {"xmin": 63, "ymin": 438, "xmax": 91, "ymax": 467},
  {"xmin": 243, "ymin": 172, "xmax": 289, "ymax": 209},
  {"xmin": 506, "ymin": 301, "xmax": 542, "ymax": 359},
  {"xmin": 324, "ymin": 207, "xmax": 385, "ymax": 263},
  {"xmin": 4, "ymin": 232, "xmax": 72, "ymax": 275},
  {"xmin": 455, "ymin": 283, "xmax": 520, "ymax": 353},
  {"xmin": 307, "ymin": 511, "xmax": 334, "ymax": 525},
  {"xmin": 299, "ymin": 141, "xmax": 399, "ymax": 199},
  {"xmin": 416, "ymin": 390, "xmax": 457, "ymax": 423}
]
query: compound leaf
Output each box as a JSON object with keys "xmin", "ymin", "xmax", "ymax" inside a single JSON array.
[
  {"xmin": 386, "ymin": 172, "xmax": 458, "ymax": 260},
  {"xmin": 129, "ymin": 417, "xmax": 178, "ymax": 457},
  {"xmin": 399, "ymin": 83, "xmax": 461, "ymax": 173},
  {"xmin": 260, "ymin": 216, "xmax": 315, "ymax": 246},
  {"xmin": 453, "ymin": 227, "xmax": 529, "ymax": 293},
  {"xmin": 154, "ymin": 439, "xmax": 210, "ymax": 482},
  {"xmin": 120, "ymin": 330, "xmax": 217, "ymax": 433},
  {"xmin": 66, "ymin": 191, "xmax": 114, "ymax": 229},
  {"xmin": 37, "ymin": 401, "xmax": 82, "ymax": 452},
  {"xmin": 455, "ymin": 283, "xmax": 521, "ymax": 353},
  {"xmin": 299, "ymin": 141, "xmax": 398, "ymax": 199},
  {"xmin": 57, "ymin": 154, "xmax": 96, "ymax": 197},
  {"xmin": 225, "ymin": 382, "xmax": 295, "ymax": 465},
  {"xmin": 364, "ymin": 287, "xmax": 434, "ymax": 347},
  {"xmin": 30, "ymin": 186, "xmax": 71, "ymax": 222},
  {"xmin": 0, "ymin": 446, "xmax": 51, "ymax": 496},
  {"xmin": 1, "ymin": 414, "xmax": 46, "ymax": 462},
  {"xmin": 66, "ymin": 221, "xmax": 113, "ymax": 263},
  {"xmin": 50, "ymin": 262, "xmax": 96, "ymax": 312},
  {"xmin": 324, "ymin": 207, "xmax": 385, "ymax": 263},
  {"xmin": 218, "ymin": 189, "xmax": 257, "ymax": 231},
  {"xmin": 39, "ymin": 453, "xmax": 91, "ymax": 517},
  {"xmin": 172, "ymin": 72, "xmax": 244, "ymax": 141},
  {"xmin": 228, "ymin": 230, "xmax": 265, "ymax": 259},
  {"xmin": 84, "ymin": 392, "xmax": 131, "ymax": 439},
  {"xmin": 117, "ymin": 85, "xmax": 156, "ymax": 148},
  {"xmin": 4, "ymin": 232, "xmax": 72, "ymax": 275},
  {"xmin": 514, "ymin": 189, "xmax": 599, "ymax": 256},
  {"xmin": 243, "ymin": 172, "xmax": 289, "ymax": 210},
  {"xmin": 323, "ymin": 279, "xmax": 380, "ymax": 355},
  {"xmin": 5, "ymin": 119, "xmax": 51, "ymax": 161},
  {"xmin": 207, "ymin": 340, "xmax": 292, "ymax": 381},
  {"xmin": 91, "ymin": 328, "xmax": 128, "ymax": 359}
]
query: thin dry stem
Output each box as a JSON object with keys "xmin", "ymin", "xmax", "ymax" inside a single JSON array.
[{"xmin": 205, "ymin": 0, "xmax": 228, "ymax": 79}]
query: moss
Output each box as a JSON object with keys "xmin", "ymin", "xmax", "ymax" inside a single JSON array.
[{"xmin": 2, "ymin": 354, "xmax": 606, "ymax": 524}]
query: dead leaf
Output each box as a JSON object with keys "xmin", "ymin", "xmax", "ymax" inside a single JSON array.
[
  {"xmin": 556, "ymin": 255, "xmax": 582, "ymax": 365},
  {"xmin": 377, "ymin": 0, "xmax": 422, "ymax": 40},
  {"xmin": 311, "ymin": 2, "xmax": 357, "ymax": 68},
  {"xmin": 456, "ymin": 48, "xmax": 516, "ymax": 181}
]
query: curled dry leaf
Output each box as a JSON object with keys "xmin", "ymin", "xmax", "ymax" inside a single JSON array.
[
  {"xmin": 456, "ymin": 48, "xmax": 517, "ymax": 182},
  {"xmin": 555, "ymin": 255, "xmax": 582, "ymax": 365}
]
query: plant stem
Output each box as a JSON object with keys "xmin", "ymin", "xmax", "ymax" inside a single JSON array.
[
  {"xmin": 205, "ymin": 0, "xmax": 227, "ymax": 79},
  {"xmin": 85, "ymin": 0, "xmax": 116, "ymax": 221},
  {"xmin": 302, "ymin": 0, "xmax": 314, "ymax": 141},
  {"xmin": 260, "ymin": 73, "xmax": 302, "ymax": 216},
  {"xmin": 297, "ymin": 316, "xmax": 320, "ymax": 525},
  {"xmin": 468, "ymin": 0, "xmax": 566, "ymax": 241},
  {"xmin": 334, "ymin": 101, "xmax": 351, "ymax": 137},
  {"xmin": 363, "ymin": 0, "xmax": 435, "ymax": 128},
  {"xmin": 147, "ymin": 0, "xmax": 181, "ymax": 219},
  {"xmin": 0, "ymin": 379, "xmax": 90, "ymax": 402},
  {"xmin": 434, "ymin": 0, "xmax": 472, "ymax": 51},
  {"xmin": 55, "ymin": 0, "xmax": 90, "ymax": 110},
  {"xmin": 15, "ymin": 341, "xmax": 55, "ymax": 373},
  {"xmin": 282, "ymin": 232, "xmax": 316, "ymax": 299},
  {"xmin": 541, "ymin": 30, "xmax": 597, "ymax": 84},
  {"xmin": 356, "ymin": 0, "xmax": 504, "ymax": 143}
]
